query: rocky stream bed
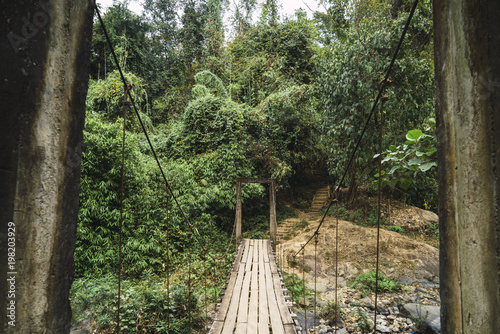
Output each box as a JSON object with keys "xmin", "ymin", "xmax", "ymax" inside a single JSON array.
[
  {"xmin": 278, "ymin": 204, "xmax": 441, "ymax": 334},
  {"xmin": 290, "ymin": 277, "xmax": 441, "ymax": 334}
]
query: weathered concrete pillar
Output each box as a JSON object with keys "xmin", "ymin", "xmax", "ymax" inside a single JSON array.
[
  {"xmin": 0, "ymin": 1, "xmax": 93, "ymax": 332},
  {"xmin": 434, "ymin": 0, "xmax": 500, "ymax": 332}
]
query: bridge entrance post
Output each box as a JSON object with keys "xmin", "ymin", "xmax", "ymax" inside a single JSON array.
[
  {"xmin": 235, "ymin": 179, "xmax": 242, "ymax": 244},
  {"xmin": 234, "ymin": 178, "xmax": 277, "ymax": 249},
  {"xmin": 434, "ymin": 0, "xmax": 500, "ymax": 332},
  {"xmin": 0, "ymin": 2, "xmax": 94, "ymax": 332},
  {"xmin": 269, "ymin": 179, "xmax": 277, "ymax": 249}
]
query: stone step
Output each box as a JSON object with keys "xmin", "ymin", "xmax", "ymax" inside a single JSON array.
[
  {"xmin": 314, "ymin": 190, "xmax": 329, "ymax": 195},
  {"xmin": 310, "ymin": 185, "xmax": 330, "ymax": 214}
]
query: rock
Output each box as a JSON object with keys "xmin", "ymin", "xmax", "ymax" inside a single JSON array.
[
  {"xmin": 360, "ymin": 297, "xmax": 374, "ymax": 309},
  {"xmin": 333, "ymin": 276, "xmax": 347, "ymax": 287},
  {"xmin": 307, "ymin": 282, "xmax": 329, "ymax": 293},
  {"xmin": 376, "ymin": 324, "xmax": 392, "ymax": 333},
  {"xmin": 398, "ymin": 276, "xmax": 413, "ymax": 285},
  {"xmin": 377, "ymin": 305, "xmax": 390, "ymax": 314},
  {"xmin": 403, "ymin": 303, "xmax": 441, "ymax": 333},
  {"xmin": 337, "ymin": 262, "xmax": 360, "ymax": 278},
  {"xmin": 415, "ymin": 280, "xmax": 440, "ymax": 289},
  {"xmin": 378, "ymin": 320, "xmax": 388, "ymax": 326}
]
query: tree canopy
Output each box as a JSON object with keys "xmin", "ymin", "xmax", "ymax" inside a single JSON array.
[{"xmin": 79, "ymin": 0, "xmax": 435, "ymax": 277}]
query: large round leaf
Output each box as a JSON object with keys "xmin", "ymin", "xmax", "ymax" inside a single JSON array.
[{"xmin": 406, "ymin": 129, "xmax": 423, "ymax": 141}]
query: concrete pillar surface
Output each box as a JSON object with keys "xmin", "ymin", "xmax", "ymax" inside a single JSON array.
[
  {"xmin": 434, "ymin": 0, "xmax": 500, "ymax": 332},
  {"xmin": 0, "ymin": 1, "xmax": 94, "ymax": 332}
]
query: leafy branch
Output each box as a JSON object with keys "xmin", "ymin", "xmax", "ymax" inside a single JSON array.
[{"xmin": 374, "ymin": 118, "xmax": 436, "ymax": 190}]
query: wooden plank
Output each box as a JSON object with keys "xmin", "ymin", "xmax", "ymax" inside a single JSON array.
[
  {"xmin": 273, "ymin": 274, "xmax": 294, "ymax": 326},
  {"xmin": 258, "ymin": 240, "xmax": 270, "ymax": 334},
  {"xmin": 213, "ymin": 238, "xmax": 296, "ymax": 334},
  {"xmin": 268, "ymin": 241, "xmax": 295, "ymax": 327},
  {"xmin": 210, "ymin": 321, "xmax": 225, "ymax": 334},
  {"xmin": 253, "ymin": 239, "xmax": 259, "ymax": 264},
  {"xmin": 222, "ymin": 265, "xmax": 246, "ymax": 334},
  {"xmin": 235, "ymin": 322, "xmax": 247, "ymax": 334},
  {"xmin": 238, "ymin": 266, "xmax": 251, "ymax": 324},
  {"xmin": 232, "ymin": 239, "xmax": 245, "ymax": 272},
  {"xmin": 247, "ymin": 261, "xmax": 258, "ymax": 334},
  {"xmin": 241, "ymin": 239, "xmax": 250, "ymax": 264},
  {"xmin": 245, "ymin": 240, "xmax": 253, "ymax": 272},
  {"xmin": 283, "ymin": 324, "xmax": 297, "ymax": 334},
  {"xmin": 215, "ymin": 272, "xmax": 238, "ymax": 322},
  {"xmin": 264, "ymin": 259, "xmax": 285, "ymax": 334},
  {"xmin": 263, "ymin": 239, "xmax": 269, "ymax": 263},
  {"xmin": 266, "ymin": 241, "xmax": 277, "ymax": 274}
]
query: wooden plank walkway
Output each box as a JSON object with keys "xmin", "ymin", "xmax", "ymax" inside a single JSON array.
[{"xmin": 210, "ymin": 239, "xmax": 296, "ymax": 334}]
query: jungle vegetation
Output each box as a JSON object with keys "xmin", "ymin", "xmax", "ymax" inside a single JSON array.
[{"xmin": 71, "ymin": 0, "xmax": 435, "ymax": 332}]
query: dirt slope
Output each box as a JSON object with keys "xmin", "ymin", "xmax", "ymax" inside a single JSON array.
[{"xmin": 277, "ymin": 208, "xmax": 439, "ymax": 283}]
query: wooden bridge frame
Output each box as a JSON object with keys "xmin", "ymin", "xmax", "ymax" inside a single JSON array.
[{"xmin": 235, "ymin": 178, "xmax": 277, "ymax": 247}]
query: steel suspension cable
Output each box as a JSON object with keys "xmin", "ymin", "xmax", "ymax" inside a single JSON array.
[{"xmin": 292, "ymin": 0, "xmax": 420, "ymax": 259}]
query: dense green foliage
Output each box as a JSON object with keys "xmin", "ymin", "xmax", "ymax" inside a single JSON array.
[
  {"xmin": 317, "ymin": 0, "xmax": 434, "ymax": 201},
  {"xmin": 75, "ymin": 0, "xmax": 436, "ymax": 331},
  {"xmin": 71, "ymin": 274, "xmax": 205, "ymax": 333}
]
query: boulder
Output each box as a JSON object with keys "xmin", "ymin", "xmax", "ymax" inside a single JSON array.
[{"xmin": 403, "ymin": 303, "xmax": 441, "ymax": 333}]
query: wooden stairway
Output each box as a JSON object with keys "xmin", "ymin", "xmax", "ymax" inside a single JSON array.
[{"xmin": 309, "ymin": 185, "xmax": 330, "ymax": 214}]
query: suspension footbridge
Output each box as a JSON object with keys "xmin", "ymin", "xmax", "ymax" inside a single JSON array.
[{"xmin": 210, "ymin": 239, "xmax": 297, "ymax": 334}]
